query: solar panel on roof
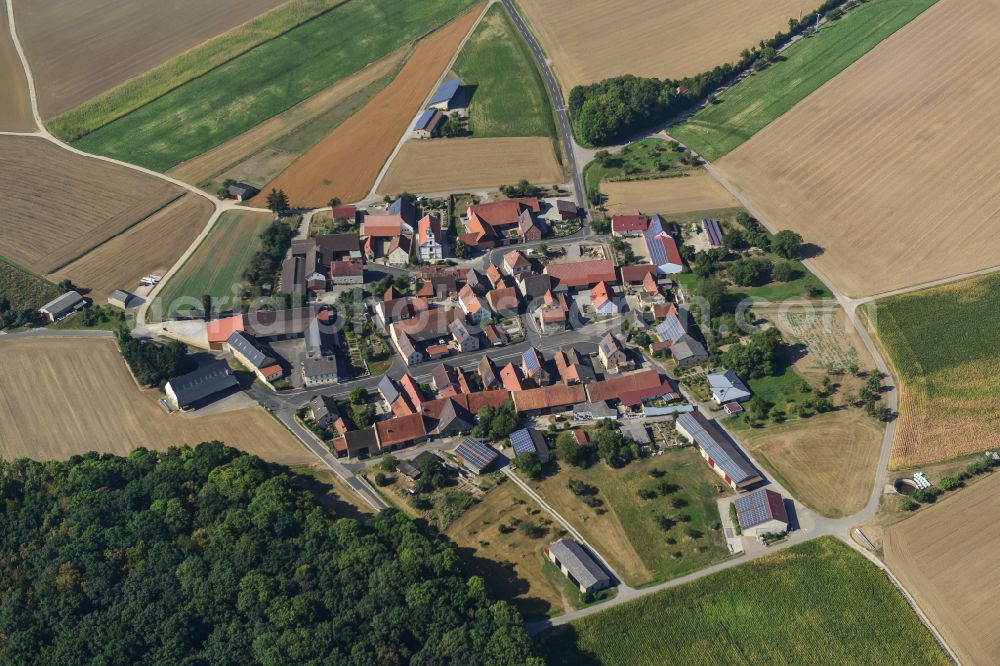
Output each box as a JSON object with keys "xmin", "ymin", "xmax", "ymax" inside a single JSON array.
[
  {"xmin": 523, "ymin": 349, "xmax": 540, "ymax": 371},
  {"xmin": 457, "ymin": 438, "xmax": 498, "ymax": 471},
  {"xmin": 735, "ymin": 490, "xmax": 776, "ymax": 528},
  {"xmin": 510, "ymin": 429, "xmax": 537, "ymax": 455},
  {"xmin": 657, "ymin": 315, "xmax": 685, "ymax": 343}
]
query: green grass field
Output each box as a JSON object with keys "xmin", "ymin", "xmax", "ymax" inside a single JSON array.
[
  {"xmin": 0, "ymin": 259, "xmax": 60, "ymax": 311},
  {"xmin": 451, "ymin": 4, "xmax": 554, "ymax": 138},
  {"xmin": 152, "ymin": 211, "xmax": 273, "ymax": 319},
  {"xmin": 734, "ymin": 260, "xmax": 831, "ymax": 301},
  {"xmin": 71, "ymin": 0, "xmax": 478, "ymax": 172},
  {"xmin": 538, "ymin": 537, "xmax": 948, "ymax": 666},
  {"xmin": 670, "ymin": 0, "xmax": 939, "ymax": 161},
  {"xmin": 583, "ymin": 138, "xmax": 691, "ymax": 199}
]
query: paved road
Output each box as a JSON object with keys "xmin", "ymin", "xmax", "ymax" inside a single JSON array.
[{"xmin": 500, "ymin": 0, "xmax": 586, "ymax": 220}]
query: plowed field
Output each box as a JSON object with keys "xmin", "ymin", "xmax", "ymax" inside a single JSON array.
[
  {"xmin": 0, "ymin": 0, "xmax": 33, "ymax": 130},
  {"xmin": 602, "ymin": 173, "xmax": 736, "ymax": 217}
]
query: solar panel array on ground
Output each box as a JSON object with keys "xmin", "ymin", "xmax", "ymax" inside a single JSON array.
[
  {"xmin": 703, "ymin": 218, "xmax": 724, "ymax": 247},
  {"xmin": 456, "ymin": 438, "xmax": 497, "ymax": 473}
]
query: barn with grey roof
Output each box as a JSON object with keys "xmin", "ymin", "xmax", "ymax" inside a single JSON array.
[
  {"xmin": 675, "ymin": 411, "xmax": 762, "ymax": 491},
  {"xmin": 545, "ymin": 539, "xmax": 612, "ymax": 594}
]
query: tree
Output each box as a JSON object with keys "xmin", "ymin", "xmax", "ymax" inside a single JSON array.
[
  {"xmin": 771, "ymin": 261, "xmax": 795, "ymax": 282},
  {"xmin": 454, "ymin": 239, "xmax": 468, "ymax": 259},
  {"xmin": 349, "ymin": 387, "xmax": 367, "ymax": 405},
  {"xmin": 516, "ymin": 452, "xmax": 543, "ymax": 480},
  {"xmin": 727, "ymin": 258, "xmax": 773, "ymax": 286},
  {"xmin": 555, "ymin": 432, "xmax": 591, "ymax": 467},
  {"xmin": 201, "ymin": 294, "xmax": 212, "ymax": 318},
  {"xmin": 594, "ymin": 150, "xmax": 611, "ymax": 165},
  {"xmin": 722, "ymin": 327, "xmax": 782, "ymax": 379},
  {"xmin": 590, "ymin": 429, "xmax": 638, "ymax": 468},
  {"xmin": 328, "ymin": 197, "xmax": 342, "ymax": 209},
  {"xmin": 379, "ymin": 455, "xmax": 398, "ymax": 472},
  {"xmin": 772, "ymin": 230, "xmax": 804, "ymax": 259},
  {"xmin": 265, "ymin": 188, "xmax": 290, "ymax": 215},
  {"xmin": 694, "ymin": 275, "xmax": 727, "ymax": 315}
]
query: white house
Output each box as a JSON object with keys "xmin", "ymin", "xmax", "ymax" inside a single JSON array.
[
  {"xmin": 707, "ymin": 370, "xmax": 751, "ymax": 404},
  {"xmin": 417, "ymin": 214, "xmax": 444, "ymax": 261}
]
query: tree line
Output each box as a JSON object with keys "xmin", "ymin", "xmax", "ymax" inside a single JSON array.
[
  {"xmin": 115, "ymin": 325, "xmax": 195, "ymax": 387},
  {"xmin": 244, "ymin": 219, "xmax": 295, "ymax": 290}
]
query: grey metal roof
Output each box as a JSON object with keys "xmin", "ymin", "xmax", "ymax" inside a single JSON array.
[
  {"xmin": 302, "ymin": 355, "xmax": 338, "ymax": 378},
  {"xmin": 227, "ymin": 331, "xmax": 272, "ymax": 369},
  {"xmin": 621, "ymin": 424, "xmax": 651, "ymax": 444},
  {"xmin": 547, "ymin": 539, "xmax": 610, "ymax": 591},
  {"xmin": 574, "ymin": 401, "xmax": 617, "ymax": 419},
  {"xmin": 310, "ymin": 394, "xmax": 339, "ymax": 423},
  {"xmin": 109, "ymin": 289, "xmax": 132, "ymax": 306},
  {"xmin": 707, "ymin": 370, "xmax": 751, "ymax": 402},
  {"xmin": 672, "ymin": 334, "xmax": 707, "ymax": 363},
  {"xmin": 676, "ymin": 412, "xmax": 759, "ymax": 485},
  {"xmin": 378, "ymin": 375, "xmax": 400, "ymax": 404},
  {"xmin": 167, "ymin": 360, "xmax": 239, "ymax": 408},
  {"xmin": 40, "ymin": 291, "xmax": 84, "ymax": 314},
  {"xmin": 429, "ymin": 78, "xmax": 461, "ymax": 105}
]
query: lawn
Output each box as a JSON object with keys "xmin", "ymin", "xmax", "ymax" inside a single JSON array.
[
  {"xmin": 745, "ymin": 363, "xmax": 812, "ymax": 415},
  {"xmin": 537, "ymin": 537, "xmax": 948, "ymax": 665},
  {"xmin": 0, "ymin": 258, "xmax": 60, "ymax": 312},
  {"xmin": 152, "ymin": 210, "xmax": 273, "ymax": 319},
  {"xmin": 451, "ymin": 4, "xmax": 555, "ymax": 138},
  {"xmin": 733, "ymin": 260, "xmax": 831, "ymax": 301},
  {"xmin": 583, "ymin": 137, "xmax": 692, "ymax": 200},
  {"xmin": 527, "ymin": 448, "xmax": 733, "ymax": 587},
  {"xmin": 71, "ymin": 0, "xmax": 478, "ymax": 171},
  {"xmin": 670, "ymin": 0, "xmax": 940, "ymax": 161}
]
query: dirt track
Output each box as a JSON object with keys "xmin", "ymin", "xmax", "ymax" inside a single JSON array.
[
  {"xmin": 0, "ymin": 337, "xmax": 314, "ymax": 466},
  {"xmin": 378, "ymin": 137, "xmax": 563, "ymax": 195},
  {"xmin": 257, "ymin": 5, "xmax": 483, "ymax": 206},
  {"xmin": 14, "ymin": 0, "xmax": 289, "ymax": 117},
  {"xmin": 0, "ymin": 0, "xmax": 33, "ymax": 131},
  {"xmin": 51, "ymin": 194, "xmax": 214, "ymax": 301},
  {"xmin": 601, "ymin": 172, "xmax": 737, "ymax": 217},
  {"xmin": 716, "ymin": 0, "xmax": 1000, "ymax": 298}
]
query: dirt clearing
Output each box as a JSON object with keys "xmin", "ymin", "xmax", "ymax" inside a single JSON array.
[
  {"xmin": 716, "ymin": 0, "xmax": 1000, "ymax": 298},
  {"xmin": 884, "ymin": 472, "xmax": 1000, "ymax": 665},
  {"xmin": 516, "ymin": 0, "xmax": 807, "ymax": 92},
  {"xmin": 51, "ymin": 194, "xmax": 214, "ymax": 301},
  {"xmin": 0, "ymin": 337, "xmax": 313, "ymax": 466},
  {"xmin": 378, "ymin": 137, "xmax": 563, "ymax": 195},
  {"xmin": 602, "ymin": 172, "xmax": 737, "ymax": 217},
  {"xmin": 0, "ymin": 0, "xmax": 33, "ymax": 131},
  {"xmin": 257, "ymin": 6, "xmax": 483, "ymax": 206},
  {"xmin": 14, "ymin": 0, "xmax": 289, "ymax": 118},
  {"xmin": 0, "ymin": 136, "xmax": 183, "ymax": 273}
]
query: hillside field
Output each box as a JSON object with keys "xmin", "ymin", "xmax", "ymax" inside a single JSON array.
[
  {"xmin": 0, "ymin": 136, "xmax": 182, "ymax": 274},
  {"xmin": 864, "ymin": 273, "xmax": 1000, "ymax": 468},
  {"xmin": 671, "ymin": 0, "xmax": 939, "ymax": 161},
  {"xmin": 0, "ymin": 0, "xmax": 33, "ymax": 131},
  {"xmin": 715, "ymin": 0, "xmax": 1000, "ymax": 298},
  {"xmin": 0, "ymin": 337, "xmax": 313, "ymax": 466},
  {"xmin": 70, "ymin": 0, "xmax": 478, "ymax": 172},
  {"xmin": 538, "ymin": 537, "xmax": 947, "ymax": 666}
]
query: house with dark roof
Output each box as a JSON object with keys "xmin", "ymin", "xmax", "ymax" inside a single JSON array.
[
  {"xmin": 412, "ymin": 108, "xmax": 446, "ymax": 138},
  {"xmin": 424, "ymin": 397, "xmax": 475, "ymax": 436},
  {"xmin": 517, "ymin": 273, "xmax": 553, "ymax": 307},
  {"xmin": 386, "ymin": 234, "xmax": 413, "ymax": 267},
  {"xmin": 417, "ymin": 274, "xmax": 458, "ymax": 300},
  {"xmin": 301, "ymin": 355, "xmax": 340, "ymax": 387},
  {"xmin": 517, "ymin": 209, "xmax": 545, "ymax": 241},
  {"xmin": 227, "ymin": 331, "xmax": 282, "ymax": 383},
  {"xmin": 521, "ymin": 347, "xmax": 548, "ymax": 384},
  {"xmin": 228, "ymin": 182, "xmax": 259, "ymax": 201},
  {"xmin": 676, "ymin": 411, "xmax": 763, "ymax": 491},
  {"xmin": 734, "ymin": 488, "xmax": 789, "ymax": 537},
  {"xmin": 107, "ymin": 289, "xmax": 134, "ymax": 310},
  {"xmin": 331, "ymin": 427, "xmax": 379, "ymax": 458},
  {"xmin": 671, "ymin": 334, "xmax": 708, "ymax": 366},
  {"xmin": 449, "ymin": 318, "xmax": 479, "ymax": 352},
  {"xmin": 39, "ymin": 291, "xmax": 85, "ymax": 322},
  {"xmin": 388, "ymin": 197, "xmax": 418, "ymax": 228},
  {"xmin": 545, "ymin": 539, "xmax": 612, "ymax": 594},
  {"xmin": 309, "ymin": 395, "xmax": 348, "ymax": 435},
  {"xmin": 597, "ymin": 333, "xmax": 632, "ymax": 374},
  {"xmin": 165, "ymin": 360, "xmax": 239, "ymax": 410},
  {"xmin": 479, "ymin": 355, "xmax": 499, "ymax": 389}
]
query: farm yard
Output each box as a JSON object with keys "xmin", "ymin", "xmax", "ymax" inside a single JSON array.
[
  {"xmin": 538, "ymin": 537, "xmax": 948, "ymax": 665},
  {"xmin": 69, "ymin": 0, "xmax": 480, "ymax": 172},
  {"xmin": 714, "ymin": 0, "xmax": 1000, "ymax": 298},
  {"xmin": 883, "ymin": 472, "xmax": 1000, "ymax": 666},
  {"xmin": 671, "ymin": 0, "xmax": 939, "ymax": 161},
  {"xmin": 601, "ymin": 173, "xmax": 737, "ymax": 217},
  {"xmin": 16, "ymin": 0, "xmax": 293, "ymax": 119},
  {"xmin": 515, "ymin": 0, "xmax": 808, "ymax": 92},
  {"xmin": 377, "ymin": 137, "xmax": 563, "ymax": 195},
  {"xmin": 0, "ymin": 136, "xmax": 182, "ymax": 274},
  {"xmin": 450, "ymin": 4, "xmax": 555, "ymax": 137},
  {"xmin": 864, "ymin": 273, "xmax": 1000, "ymax": 468},
  {"xmin": 0, "ymin": 0, "xmax": 33, "ymax": 131},
  {"xmin": 260, "ymin": 7, "xmax": 484, "ymax": 206},
  {"xmin": 0, "ymin": 337, "xmax": 314, "ymax": 466},
  {"xmin": 150, "ymin": 210, "xmax": 274, "ymax": 321},
  {"xmin": 51, "ymin": 194, "xmax": 214, "ymax": 302},
  {"xmin": 166, "ymin": 46, "xmax": 410, "ymax": 191}
]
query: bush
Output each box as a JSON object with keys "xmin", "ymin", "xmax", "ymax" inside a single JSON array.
[
  {"xmin": 727, "ymin": 257, "xmax": 773, "ymax": 287},
  {"xmin": 938, "ymin": 476, "xmax": 961, "ymax": 491},
  {"xmin": 911, "ymin": 487, "xmax": 939, "ymax": 504},
  {"xmin": 655, "ymin": 515, "xmax": 676, "ymax": 531},
  {"xmin": 379, "ymin": 455, "xmax": 398, "ymax": 472},
  {"xmin": 637, "ymin": 488, "xmax": 658, "ymax": 500},
  {"xmin": 899, "ymin": 498, "xmax": 918, "ymax": 512}
]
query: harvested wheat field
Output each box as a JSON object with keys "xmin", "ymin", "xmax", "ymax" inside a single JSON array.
[
  {"xmin": 258, "ymin": 5, "xmax": 484, "ymax": 206},
  {"xmin": 716, "ymin": 0, "xmax": 1000, "ymax": 299},
  {"xmin": 0, "ymin": 337, "xmax": 313, "ymax": 466},
  {"xmin": 0, "ymin": 0, "xmax": 33, "ymax": 131},
  {"xmin": 378, "ymin": 137, "xmax": 563, "ymax": 195},
  {"xmin": 517, "ymin": 0, "xmax": 807, "ymax": 92},
  {"xmin": 0, "ymin": 136, "xmax": 182, "ymax": 273},
  {"xmin": 14, "ymin": 0, "xmax": 289, "ymax": 118},
  {"xmin": 167, "ymin": 45, "xmax": 410, "ymax": 189},
  {"xmin": 884, "ymin": 472, "xmax": 1000, "ymax": 665},
  {"xmin": 602, "ymin": 172, "xmax": 737, "ymax": 217},
  {"xmin": 51, "ymin": 194, "xmax": 214, "ymax": 301}
]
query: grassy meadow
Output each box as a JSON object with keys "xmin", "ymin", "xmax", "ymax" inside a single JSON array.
[
  {"xmin": 70, "ymin": 0, "xmax": 478, "ymax": 171},
  {"xmin": 670, "ymin": 0, "xmax": 939, "ymax": 161},
  {"xmin": 583, "ymin": 137, "xmax": 693, "ymax": 200},
  {"xmin": 451, "ymin": 4, "xmax": 555, "ymax": 137},
  {"xmin": 538, "ymin": 537, "xmax": 948, "ymax": 666}
]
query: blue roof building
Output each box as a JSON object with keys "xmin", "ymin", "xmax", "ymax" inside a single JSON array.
[
  {"xmin": 429, "ymin": 78, "xmax": 463, "ymax": 109},
  {"xmin": 676, "ymin": 411, "xmax": 762, "ymax": 490},
  {"xmin": 510, "ymin": 428, "xmax": 550, "ymax": 462}
]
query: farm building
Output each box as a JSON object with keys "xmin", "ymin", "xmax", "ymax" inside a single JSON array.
[
  {"xmin": 545, "ymin": 539, "xmax": 612, "ymax": 595},
  {"xmin": 228, "ymin": 182, "xmax": 259, "ymax": 201},
  {"xmin": 38, "ymin": 291, "xmax": 85, "ymax": 322},
  {"xmin": 165, "ymin": 360, "xmax": 239, "ymax": 410},
  {"xmin": 544, "ymin": 259, "xmax": 617, "ymax": 289},
  {"xmin": 734, "ymin": 488, "xmax": 789, "ymax": 537},
  {"xmin": 330, "ymin": 427, "xmax": 379, "ymax": 459},
  {"xmin": 708, "ymin": 370, "xmax": 751, "ymax": 404},
  {"xmin": 554, "ymin": 200, "xmax": 578, "ymax": 220},
  {"xmin": 675, "ymin": 411, "xmax": 762, "ymax": 491},
  {"xmin": 412, "ymin": 109, "xmax": 446, "ymax": 139},
  {"xmin": 510, "ymin": 427, "xmax": 550, "ymax": 462},
  {"xmin": 646, "ymin": 218, "xmax": 684, "ymax": 275},
  {"xmin": 703, "ymin": 219, "xmax": 724, "ymax": 248},
  {"xmin": 512, "ymin": 384, "xmax": 586, "ymax": 416},
  {"xmin": 572, "ymin": 401, "xmax": 618, "ymax": 421},
  {"xmin": 107, "ymin": 289, "xmax": 135, "ymax": 310},
  {"xmin": 374, "ymin": 413, "xmax": 428, "ymax": 452},
  {"xmin": 227, "ymin": 331, "xmax": 282, "ymax": 384},
  {"xmin": 428, "ymin": 78, "xmax": 465, "ymax": 111},
  {"xmin": 455, "ymin": 438, "xmax": 498, "ymax": 475},
  {"xmin": 611, "ymin": 214, "xmax": 649, "ymax": 237}
]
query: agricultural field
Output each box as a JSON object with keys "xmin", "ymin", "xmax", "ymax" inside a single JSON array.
[
  {"xmin": 0, "ymin": 258, "xmax": 59, "ymax": 311},
  {"xmin": 17, "ymin": 0, "xmax": 297, "ymax": 119},
  {"xmin": 259, "ymin": 7, "xmax": 483, "ymax": 205},
  {"xmin": 671, "ymin": 0, "xmax": 939, "ymax": 161},
  {"xmin": 70, "ymin": 0, "xmax": 479, "ymax": 172},
  {"xmin": 0, "ymin": 337, "xmax": 314, "ymax": 466},
  {"xmin": 450, "ymin": 4, "xmax": 555, "ymax": 137},
  {"xmin": 602, "ymin": 173, "xmax": 737, "ymax": 217},
  {"xmin": 884, "ymin": 472, "xmax": 1000, "ymax": 665},
  {"xmin": 51, "ymin": 194, "xmax": 214, "ymax": 302},
  {"xmin": 378, "ymin": 137, "xmax": 563, "ymax": 196},
  {"xmin": 584, "ymin": 137, "xmax": 695, "ymax": 201},
  {"xmin": 151, "ymin": 210, "xmax": 274, "ymax": 320},
  {"xmin": 0, "ymin": 136, "xmax": 182, "ymax": 274},
  {"xmin": 715, "ymin": 0, "xmax": 1000, "ymax": 298},
  {"xmin": 167, "ymin": 46, "xmax": 411, "ymax": 191},
  {"xmin": 864, "ymin": 273, "xmax": 1000, "ymax": 468},
  {"xmin": 524, "ymin": 448, "xmax": 733, "ymax": 587},
  {"xmin": 538, "ymin": 537, "xmax": 948, "ymax": 665},
  {"xmin": 516, "ymin": 0, "xmax": 807, "ymax": 92},
  {"xmin": 0, "ymin": 0, "xmax": 33, "ymax": 131}
]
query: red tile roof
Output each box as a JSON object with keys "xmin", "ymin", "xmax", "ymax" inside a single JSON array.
[
  {"xmin": 468, "ymin": 198, "xmax": 539, "ymax": 228},
  {"xmin": 364, "ymin": 215, "xmax": 405, "ymax": 237},
  {"xmin": 487, "ymin": 287, "xmax": 519, "ymax": 312},
  {"xmin": 500, "ymin": 363, "xmax": 525, "ymax": 392},
  {"xmin": 545, "ymin": 259, "xmax": 617, "ymax": 288},
  {"xmin": 619, "ymin": 264, "xmax": 657, "ymax": 283},
  {"xmin": 611, "ymin": 214, "xmax": 648, "ymax": 233},
  {"xmin": 207, "ymin": 315, "xmax": 245, "ymax": 343},
  {"xmin": 587, "ymin": 369, "xmax": 662, "ymax": 403},
  {"xmin": 656, "ymin": 235, "xmax": 683, "ymax": 266},
  {"xmin": 619, "ymin": 379, "xmax": 680, "ymax": 406},
  {"xmin": 329, "ymin": 260, "xmax": 363, "ymax": 277},
  {"xmin": 330, "ymin": 205, "xmax": 357, "ymax": 219},
  {"xmin": 572, "ymin": 430, "xmax": 589, "ymax": 445},
  {"xmin": 512, "ymin": 384, "xmax": 586, "ymax": 412},
  {"xmin": 504, "ymin": 249, "xmax": 530, "ymax": 270},
  {"xmin": 417, "ymin": 214, "xmax": 441, "ymax": 246},
  {"xmin": 375, "ymin": 413, "xmax": 427, "ymax": 447},
  {"xmin": 398, "ymin": 374, "xmax": 424, "ymax": 408}
]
